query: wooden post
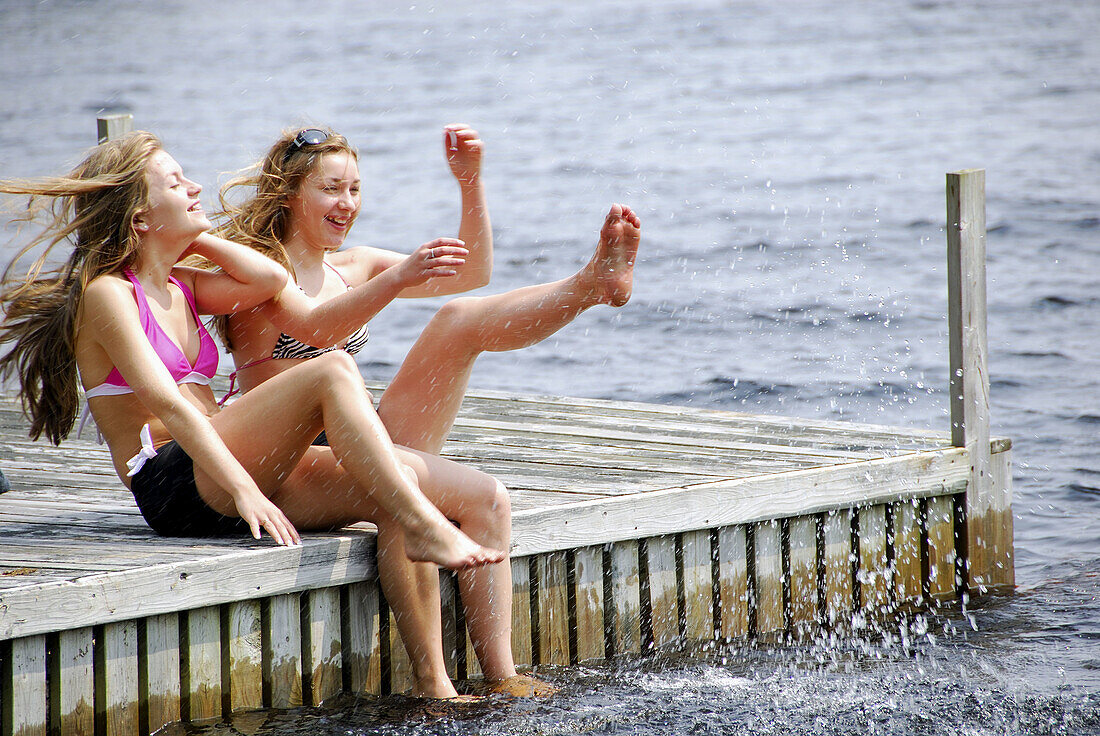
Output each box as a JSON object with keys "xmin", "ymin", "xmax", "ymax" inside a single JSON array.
[
  {"xmin": 52, "ymin": 628, "xmax": 95, "ymax": 735},
  {"xmin": 947, "ymin": 169, "xmax": 1013, "ymax": 594},
  {"xmin": 144, "ymin": 613, "xmax": 181, "ymax": 733},
  {"xmin": 3, "ymin": 636, "xmax": 47, "ymax": 736},
  {"xmin": 226, "ymin": 601, "xmax": 263, "ymax": 714},
  {"xmin": 303, "ymin": 588, "xmax": 342, "ymax": 705},
  {"xmin": 608, "ymin": 541, "xmax": 642, "ymax": 655},
  {"xmin": 97, "ymin": 114, "xmax": 133, "ymax": 143},
  {"xmin": 183, "ymin": 606, "xmax": 221, "ymax": 721},
  {"xmin": 573, "ymin": 546, "xmax": 606, "ymax": 662},
  {"xmin": 716, "ymin": 527, "xmax": 749, "ymax": 640},
  {"xmin": 509, "ymin": 558, "xmax": 534, "ymax": 669}
]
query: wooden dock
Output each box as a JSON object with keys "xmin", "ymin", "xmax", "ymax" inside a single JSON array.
[
  {"xmin": 0, "ymin": 384, "xmax": 1013, "ymax": 736},
  {"xmin": 0, "ymin": 119, "xmax": 1013, "ymax": 736}
]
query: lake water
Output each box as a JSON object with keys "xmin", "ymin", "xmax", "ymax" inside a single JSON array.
[{"xmin": 2, "ymin": 0, "xmax": 1098, "ymax": 733}]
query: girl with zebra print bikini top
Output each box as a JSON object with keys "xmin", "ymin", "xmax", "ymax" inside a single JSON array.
[{"xmin": 221, "ymin": 261, "xmax": 369, "ymax": 404}]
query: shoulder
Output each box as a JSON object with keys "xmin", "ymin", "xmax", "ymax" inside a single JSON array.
[
  {"xmin": 328, "ymin": 246, "xmax": 399, "ymax": 284},
  {"xmin": 79, "ymin": 273, "xmax": 140, "ymax": 337},
  {"xmin": 83, "ymin": 272, "xmax": 135, "ymax": 306}
]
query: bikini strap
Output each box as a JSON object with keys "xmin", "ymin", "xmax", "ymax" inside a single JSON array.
[
  {"xmin": 218, "ymin": 356, "xmax": 273, "ymax": 406},
  {"xmin": 323, "ymin": 260, "xmax": 353, "ymax": 290}
]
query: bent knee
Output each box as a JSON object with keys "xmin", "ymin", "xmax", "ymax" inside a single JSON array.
[
  {"xmin": 427, "ymin": 297, "xmax": 483, "ymax": 339},
  {"xmin": 490, "ymin": 479, "xmax": 512, "ymax": 518},
  {"xmin": 310, "ymin": 350, "xmax": 365, "ymax": 388}
]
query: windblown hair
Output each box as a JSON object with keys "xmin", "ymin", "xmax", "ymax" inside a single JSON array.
[
  {"xmin": 211, "ymin": 127, "xmax": 356, "ymax": 348},
  {"xmin": 0, "ymin": 131, "xmax": 162, "ymax": 443}
]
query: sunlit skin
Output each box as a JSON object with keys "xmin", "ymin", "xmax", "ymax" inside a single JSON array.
[
  {"xmin": 224, "ymin": 124, "xmax": 640, "ymax": 699},
  {"xmin": 79, "ymin": 149, "xmax": 507, "ymax": 570}
]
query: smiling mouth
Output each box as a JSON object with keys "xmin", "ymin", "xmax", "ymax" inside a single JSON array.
[
  {"xmin": 188, "ymin": 202, "xmax": 203, "ymax": 212},
  {"xmin": 325, "ymin": 216, "xmax": 350, "ymax": 228}
]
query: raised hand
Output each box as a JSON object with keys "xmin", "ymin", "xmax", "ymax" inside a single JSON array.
[
  {"xmin": 393, "ymin": 237, "xmax": 469, "ymax": 287},
  {"xmin": 444, "ymin": 124, "xmax": 483, "ymax": 184}
]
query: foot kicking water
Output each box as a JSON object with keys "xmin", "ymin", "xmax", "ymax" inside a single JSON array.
[{"xmin": 591, "ymin": 203, "xmax": 641, "ymax": 307}]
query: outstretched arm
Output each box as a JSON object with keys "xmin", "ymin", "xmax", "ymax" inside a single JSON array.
[{"xmin": 258, "ymin": 238, "xmax": 469, "ymax": 347}]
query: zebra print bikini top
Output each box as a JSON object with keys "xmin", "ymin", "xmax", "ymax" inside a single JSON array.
[
  {"xmin": 269, "ymin": 260, "xmax": 369, "ymax": 360},
  {"xmin": 219, "ymin": 261, "xmax": 369, "ymax": 406}
]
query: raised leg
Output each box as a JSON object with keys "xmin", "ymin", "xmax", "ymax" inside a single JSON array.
[{"xmin": 378, "ymin": 203, "xmax": 641, "ymax": 453}]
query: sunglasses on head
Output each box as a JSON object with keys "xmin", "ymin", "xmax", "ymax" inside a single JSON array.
[{"xmin": 282, "ymin": 128, "xmax": 329, "ymax": 165}]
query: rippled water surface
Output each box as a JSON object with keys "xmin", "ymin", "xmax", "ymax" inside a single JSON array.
[{"xmin": 2, "ymin": 0, "xmax": 1098, "ymax": 733}]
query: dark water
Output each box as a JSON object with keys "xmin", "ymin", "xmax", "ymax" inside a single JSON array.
[{"xmin": 3, "ymin": 0, "xmax": 1099, "ymax": 733}]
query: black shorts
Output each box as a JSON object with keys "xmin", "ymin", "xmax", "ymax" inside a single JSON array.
[{"xmin": 130, "ymin": 440, "xmax": 250, "ymax": 537}]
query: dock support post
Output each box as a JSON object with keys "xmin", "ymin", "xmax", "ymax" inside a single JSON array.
[
  {"xmin": 947, "ymin": 169, "xmax": 1014, "ymax": 595},
  {"xmin": 97, "ymin": 114, "xmax": 133, "ymax": 143}
]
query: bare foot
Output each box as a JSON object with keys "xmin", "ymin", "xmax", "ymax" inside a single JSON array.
[
  {"xmin": 404, "ymin": 517, "xmax": 506, "ymax": 571},
  {"xmin": 409, "ymin": 676, "xmax": 461, "ymax": 700},
  {"xmin": 592, "ymin": 203, "xmax": 641, "ymax": 307},
  {"xmin": 482, "ymin": 674, "xmax": 558, "ymax": 698}
]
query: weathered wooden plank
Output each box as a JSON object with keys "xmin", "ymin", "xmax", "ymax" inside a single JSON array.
[
  {"xmin": 716, "ymin": 526, "xmax": 749, "ymax": 640},
  {"xmin": 536, "ymin": 553, "xmax": 570, "ymax": 666},
  {"xmin": 438, "ymin": 572, "xmax": 460, "ymax": 681},
  {"xmin": 388, "ymin": 609, "xmax": 416, "ymax": 694},
  {"xmin": 4, "ymin": 636, "xmax": 46, "ymax": 736},
  {"xmin": 511, "ymin": 450, "xmax": 969, "ymax": 558},
  {"xmin": 787, "ymin": 515, "xmax": 818, "ymax": 638},
  {"xmin": 823, "ymin": 509, "xmax": 854, "ymax": 628},
  {"xmin": 304, "ymin": 587, "xmax": 342, "ymax": 706},
  {"xmin": 344, "ymin": 582, "xmax": 381, "ymax": 696},
  {"xmin": 681, "ymin": 530, "xmax": 713, "ymax": 641},
  {"xmin": 444, "ymin": 438, "xmax": 852, "ymax": 476},
  {"xmin": 464, "ymin": 601, "xmax": 482, "ymax": 680},
  {"xmin": 926, "ymin": 495, "xmax": 958, "ymax": 602},
  {"xmin": 450, "ymin": 415, "xmax": 877, "ymax": 463},
  {"xmin": 645, "ymin": 536, "xmax": 679, "ymax": 648},
  {"xmin": 988, "ymin": 449, "xmax": 1015, "ymax": 591},
  {"xmin": 947, "ymin": 169, "xmax": 1005, "ymax": 594},
  {"xmin": 857, "ymin": 505, "xmax": 891, "ymax": 620},
  {"xmin": 266, "ymin": 594, "xmax": 302, "ymax": 708},
  {"xmin": 754, "ymin": 521, "xmax": 784, "ymax": 638},
  {"xmin": 607, "ymin": 541, "xmax": 641, "ymax": 656},
  {"xmin": 143, "ymin": 613, "xmax": 181, "ymax": 733},
  {"xmin": 184, "ymin": 606, "xmax": 221, "ymax": 722},
  {"xmin": 99, "ymin": 621, "xmax": 139, "ymax": 736},
  {"xmin": 1, "ymin": 534, "xmax": 379, "ymax": 641},
  {"xmin": 226, "ymin": 600, "xmax": 262, "ymax": 714},
  {"xmin": 51, "ymin": 627, "xmax": 94, "ymax": 736},
  {"xmin": 892, "ymin": 499, "xmax": 923, "ymax": 608},
  {"xmin": 509, "ymin": 558, "xmax": 533, "ymax": 669},
  {"xmin": 573, "ymin": 546, "xmax": 605, "ymax": 662}
]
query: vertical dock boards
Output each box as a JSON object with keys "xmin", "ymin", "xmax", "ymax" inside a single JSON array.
[{"xmin": 0, "ymin": 494, "xmax": 982, "ymax": 734}]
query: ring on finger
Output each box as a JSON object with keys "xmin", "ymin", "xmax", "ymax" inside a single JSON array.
[{"xmin": 429, "ymin": 248, "xmax": 436, "ymax": 259}]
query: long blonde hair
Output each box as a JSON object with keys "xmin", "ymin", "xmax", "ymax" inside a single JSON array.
[
  {"xmin": 0, "ymin": 131, "xmax": 162, "ymax": 443},
  {"xmin": 211, "ymin": 127, "xmax": 357, "ymax": 347}
]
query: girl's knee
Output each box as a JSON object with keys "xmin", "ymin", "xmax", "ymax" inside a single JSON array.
[
  {"xmin": 313, "ymin": 350, "xmax": 369, "ymax": 391},
  {"xmin": 427, "ymin": 297, "xmax": 482, "ymax": 340},
  {"xmin": 472, "ymin": 479, "xmax": 512, "ymax": 538}
]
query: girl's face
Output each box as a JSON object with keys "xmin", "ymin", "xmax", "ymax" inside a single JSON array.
[
  {"xmin": 138, "ymin": 150, "xmax": 210, "ymax": 242},
  {"xmin": 286, "ymin": 152, "xmax": 361, "ymax": 252}
]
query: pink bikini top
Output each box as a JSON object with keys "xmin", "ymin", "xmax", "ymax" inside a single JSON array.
[{"xmin": 84, "ymin": 269, "xmax": 220, "ymax": 399}]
